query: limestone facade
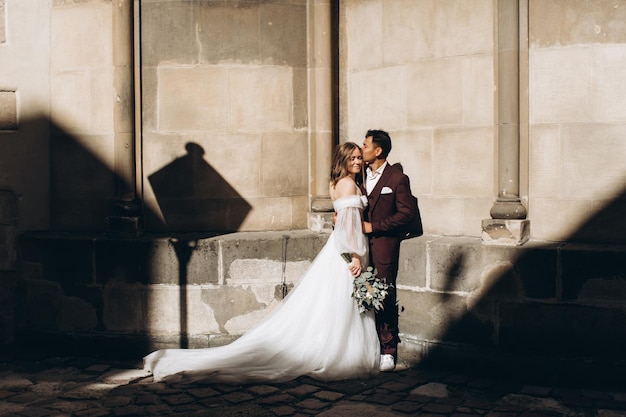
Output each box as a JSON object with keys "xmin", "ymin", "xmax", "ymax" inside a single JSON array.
[
  {"xmin": 1, "ymin": 0, "xmax": 625, "ymax": 242},
  {"xmin": 2, "ymin": 0, "xmax": 626, "ymax": 371}
]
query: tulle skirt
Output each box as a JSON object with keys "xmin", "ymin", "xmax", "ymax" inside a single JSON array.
[{"xmin": 143, "ymin": 232, "xmax": 380, "ymax": 384}]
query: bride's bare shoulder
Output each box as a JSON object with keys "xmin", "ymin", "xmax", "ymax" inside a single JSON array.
[{"xmin": 333, "ymin": 177, "xmax": 358, "ymax": 199}]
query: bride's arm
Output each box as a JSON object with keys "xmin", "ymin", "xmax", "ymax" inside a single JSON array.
[{"xmin": 333, "ymin": 178, "xmax": 366, "ymax": 277}]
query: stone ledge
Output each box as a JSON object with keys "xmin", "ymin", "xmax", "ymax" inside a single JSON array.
[{"xmin": 11, "ymin": 231, "xmax": 626, "ymax": 379}]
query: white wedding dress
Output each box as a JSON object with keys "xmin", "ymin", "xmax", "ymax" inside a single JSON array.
[{"xmin": 143, "ymin": 194, "xmax": 380, "ymax": 384}]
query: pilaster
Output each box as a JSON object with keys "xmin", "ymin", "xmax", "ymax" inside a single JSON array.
[
  {"xmin": 483, "ymin": 0, "xmax": 529, "ymax": 246},
  {"xmin": 307, "ymin": 0, "xmax": 335, "ymax": 232},
  {"xmin": 106, "ymin": 0, "xmax": 142, "ymax": 237}
]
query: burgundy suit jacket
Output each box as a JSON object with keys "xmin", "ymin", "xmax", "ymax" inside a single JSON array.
[{"xmin": 361, "ymin": 163, "xmax": 416, "ymax": 269}]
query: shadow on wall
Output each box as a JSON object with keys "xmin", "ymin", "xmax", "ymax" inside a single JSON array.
[
  {"xmin": 147, "ymin": 142, "xmax": 252, "ymax": 348},
  {"xmin": 410, "ymin": 181, "xmax": 626, "ymax": 387},
  {"xmin": 11, "ymin": 117, "xmax": 252, "ymax": 353},
  {"xmin": 147, "ymin": 142, "xmax": 252, "ymax": 232}
]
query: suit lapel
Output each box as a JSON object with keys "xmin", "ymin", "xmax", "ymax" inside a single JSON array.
[{"xmin": 367, "ymin": 164, "xmax": 393, "ymax": 214}]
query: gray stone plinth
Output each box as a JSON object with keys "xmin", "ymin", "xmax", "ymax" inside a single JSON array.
[{"xmin": 481, "ymin": 219, "xmax": 530, "ymax": 246}]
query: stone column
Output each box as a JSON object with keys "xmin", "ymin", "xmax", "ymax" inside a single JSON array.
[
  {"xmin": 307, "ymin": 0, "xmax": 335, "ymax": 231},
  {"xmin": 482, "ymin": 0, "xmax": 530, "ymax": 246},
  {"xmin": 106, "ymin": 0, "xmax": 143, "ymax": 237}
]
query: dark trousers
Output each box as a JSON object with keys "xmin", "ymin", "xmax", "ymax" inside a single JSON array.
[{"xmin": 372, "ymin": 258, "xmax": 400, "ymax": 359}]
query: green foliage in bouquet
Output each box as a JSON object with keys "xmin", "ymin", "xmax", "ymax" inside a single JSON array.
[{"xmin": 342, "ymin": 253, "xmax": 390, "ymax": 313}]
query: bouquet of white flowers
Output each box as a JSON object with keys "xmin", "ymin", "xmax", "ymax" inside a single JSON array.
[{"xmin": 341, "ymin": 253, "xmax": 390, "ymax": 313}]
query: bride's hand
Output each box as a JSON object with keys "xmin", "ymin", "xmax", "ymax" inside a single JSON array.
[{"xmin": 348, "ymin": 256, "xmax": 362, "ymax": 277}]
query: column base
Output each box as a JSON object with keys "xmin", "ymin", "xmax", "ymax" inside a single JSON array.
[
  {"xmin": 481, "ymin": 219, "xmax": 530, "ymax": 246},
  {"xmin": 106, "ymin": 216, "xmax": 144, "ymax": 238},
  {"xmin": 106, "ymin": 199, "xmax": 143, "ymax": 238},
  {"xmin": 309, "ymin": 197, "xmax": 334, "ymax": 232}
]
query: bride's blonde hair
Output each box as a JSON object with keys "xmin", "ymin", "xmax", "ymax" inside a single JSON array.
[{"xmin": 330, "ymin": 142, "xmax": 361, "ymax": 186}]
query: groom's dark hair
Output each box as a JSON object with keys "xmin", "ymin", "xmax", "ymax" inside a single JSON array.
[{"xmin": 366, "ymin": 129, "xmax": 392, "ymax": 159}]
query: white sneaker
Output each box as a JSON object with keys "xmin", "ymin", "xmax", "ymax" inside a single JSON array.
[{"xmin": 379, "ymin": 354, "xmax": 396, "ymax": 372}]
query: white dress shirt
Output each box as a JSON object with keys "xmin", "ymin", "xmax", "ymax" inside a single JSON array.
[{"xmin": 366, "ymin": 161, "xmax": 388, "ymax": 195}]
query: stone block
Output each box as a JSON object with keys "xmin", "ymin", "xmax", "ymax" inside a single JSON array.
[
  {"xmin": 293, "ymin": 68, "xmax": 308, "ymax": 129},
  {"xmin": 144, "ymin": 286, "xmax": 219, "ymax": 336},
  {"xmin": 434, "ymin": 0, "xmax": 493, "ymax": 57},
  {"xmin": 0, "ymin": 90, "xmax": 17, "ymax": 130},
  {"xmin": 530, "ymin": 47, "xmax": 593, "ymax": 124},
  {"xmin": 284, "ymin": 231, "xmax": 328, "ymax": 262},
  {"xmin": 432, "ymin": 127, "xmax": 494, "ymax": 196},
  {"xmin": 528, "ymin": 198, "xmax": 595, "ymax": 243},
  {"xmin": 105, "ymin": 216, "xmax": 143, "ymax": 239},
  {"xmin": 382, "ymin": 0, "xmax": 435, "ymax": 64},
  {"xmin": 308, "ymin": 212, "xmax": 333, "ymax": 233},
  {"xmin": 0, "ymin": 0, "xmax": 4, "ymax": 44},
  {"xmin": 390, "ymin": 131, "xmax": 432, "ymax": 195},
  {"xmin": 530, "ymin": 0, "xmax": 626, "ymax": 47},
  {"xmin": 499, "ymin": 302, "xmax": 626, "ymax": 358},
  {"xmin": 399, "ymin": 290, "xmax": 495, "ymax": 347},
  {"xmin": 140, "ymin": 1, "xmax": 195, "ymax": 67},
  {"xmin": 528, "ymin": 125, "xmax": 561, "ymax": 198},
  {"xmin": 157, "ymin": 67, "xmax": 229, "ymax": 132},
  {"xmin": 513, "ymin": 243, "xmax": 559, "ymax": 299},
  {"xmin": 561, "ymin": 124, "xmax": 626, "ymax": 201},
  {"xmin": 259, "ymin": 2, "xmax": 307, "ymax": 67},
  {"xmin": 196, "ymin": 1, "xmax": 260, "ymax": 64},
  {"xmin": 481, "ymin": 219, "xmax": 530, "ymax": 246},
  {"xmin": 408, "ymin": 59, "xmax": 463, "ymax": 127},
  {"xmin": 239, "ymin": 197, "xmax": 297, "ymax": 231},
  {"xmin": 19, "ymin": 234, "xmax": 95, "ymax": 285},
  {"xmin": 50, "ymin": 133, "xmax": 116, "ymax": 199},
  {"xmin": 219, "ymin": 233, "xmax": 284, "ymax": 282},
  {"xmin": 0, "ymin": 271, "xmax": 16, "ymax": 344},
  {"xmin": 345, "ymin": 0, "xmax": 383, "ymax": 70},
  {"xmin": 50, "ymin": 3, "xmax": 112, "ymax": 70},
  {"xmin": 560, "ymin": 244, "xmax": 626, "ymax": 304},
  {"xmin": 594, "ymin": 45, "xmax": 626, "ymax": 122},
  {"xmin": 202, "ymin": 285, "xmax": 271, "ymax": 334},
  {"xmin": 261, "ymin": 132, "xmax": 307, "ymax": 197},
  {"xmin": 228, "ymin": 66, "xmax": 293, "ymax": 131},
  {"xmin": 397, "ymin": 237, "xmax": 428, "ymax": 288},
  {"xmin": 349, "ymin": 66, "xmax": 408, "ymax": 131},
  {"xmin": 59, "ymin": 296, "xmax": 98, "ymax": 332},
  {"xmin": 24, "ymin": 279, "xmax": 64, "ymax": 330},
  {"xmin": 418, "ymin": 197, "xmax": 464, "ymax": 236},
  {"xmin": 94, "ymin": 236, "xmax": 220, "ymax": 286},
  {"xmin": 0, "ymin": 225, "xmax": 18, "ymax": 270},
  {"xmin": 102, "ymin": 285, "xmax": 146, "ymax": 333},
  {"xmin": 464, "ymin": 55, "xmax": 495, "ymax": 126},
  {"xmin": 428, "ymin": 237, "xmax": 483, "ymax": 293}
]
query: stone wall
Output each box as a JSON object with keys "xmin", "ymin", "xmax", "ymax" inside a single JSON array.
[
  {"xmin": 341, "ymin": 0, "xmax": 626, "ymax": 244},
  {"xmin": 140, "ymin": 0, "xmax": 312, "ymax": 233},
  {"xmin": 341, "ymin": 0, "xmax": 496, "ymax": 238},
  {"xmin": 14, "ymin": 231, "xmax": 626, "ymax": 381},
  {"xmin": 527, "ymin": 0, "xmax": 626, "ymax": 243},
  {"xmin": 0, "ymin": 189, "xmax": 18, "ymax": 344}
]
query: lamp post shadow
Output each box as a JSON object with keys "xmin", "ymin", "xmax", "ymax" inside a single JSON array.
[{"xmin": 148, "ymin": 142, "xmax": 252, "ymax": 348}]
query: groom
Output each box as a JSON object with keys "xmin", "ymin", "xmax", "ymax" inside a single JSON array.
[{"xmin": 360, "ymin": 129, "xmax": 417, "ymax": 372}]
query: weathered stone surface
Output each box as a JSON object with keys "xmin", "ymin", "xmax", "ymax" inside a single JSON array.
[
  {"xmin": 499, "ymin": 302, "xmax": 626, "ymax": 357},
  {"xmin": 560, "ymin": 244, "xmax": 626, "ymax": 304},
  {"xmin": 399, "ymin": 290, "xmax": 495, "ymax": 347},
  {"xmin": 428, "ymin": 237, "xmax": 484, "ymax": 293}
]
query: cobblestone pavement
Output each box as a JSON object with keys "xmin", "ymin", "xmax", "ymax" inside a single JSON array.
[{"xmin": 1, "ymin": 350, "xmax": 625, "ymax": 417}]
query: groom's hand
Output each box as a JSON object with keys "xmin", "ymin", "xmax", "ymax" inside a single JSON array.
[{"xmin": 362, "ymin": 221, "xmax": 372, "ymax": 234}]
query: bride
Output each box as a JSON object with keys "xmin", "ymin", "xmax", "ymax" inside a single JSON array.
[{"xmin": 143, "ymin": 142, "xmax": 379, "ymax": 384}]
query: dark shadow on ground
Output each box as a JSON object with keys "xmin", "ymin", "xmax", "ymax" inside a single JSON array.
[{"xmin": 412, "ymin": 182, "xmax": 626, "ymax": 387}]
